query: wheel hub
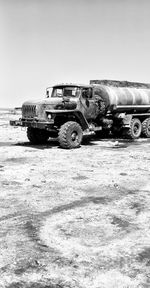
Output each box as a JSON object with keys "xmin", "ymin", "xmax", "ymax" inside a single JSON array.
[
  {"xmin": 133, "ymin": 124, "xmax": 140, "ymax": 135},
  {"xmin": 71, "ymin": 131, "xmax": 78, "ymax": 142},
  {"xmin": 147, "ymin": 124, "xmax": 150, "ymax": 132}
]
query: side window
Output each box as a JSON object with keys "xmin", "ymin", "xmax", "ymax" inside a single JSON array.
[
  {"xmin": 82, "ymin": 88, "xmax": 92, "ymax": 99},
  {"xmin": 88, "ymin": 88, "xmax": 92, "ymax": 99}
]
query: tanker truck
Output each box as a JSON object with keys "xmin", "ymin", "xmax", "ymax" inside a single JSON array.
[{"xmin": 10, "ymin": 80, "xmax": 150, "ymax": 149}]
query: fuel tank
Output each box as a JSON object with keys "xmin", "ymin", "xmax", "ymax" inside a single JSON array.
[{"xmin": 94, "ymin": 85, "xmax": 150, "ymax": 112}]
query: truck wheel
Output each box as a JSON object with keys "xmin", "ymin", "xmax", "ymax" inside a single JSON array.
[
  {"xmin": 27, "ymin": 127, "xmax": 49, "ymax": 144},
  {"xmin": 142, "ymin": 118, "xmax": 150, "ymax": 137},
  {"xmin": 58, "ymin": 121, "xmax": 83, "ymax": 149},
  {"xmin": 126, "ymin": 118, "xmax": 142, "ymax": 139}
]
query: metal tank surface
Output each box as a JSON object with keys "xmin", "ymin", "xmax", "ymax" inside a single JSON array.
[
  {"xmin": 90, "ymin": 79, "xmax": 150, "ymax": 88},
  {"xmin": 90, "ymin": 80, "xmax": 150, "ymax": 140},
  {"xmin": 93, "ymin": 85, "xmax": 150, "ymax": 112}
]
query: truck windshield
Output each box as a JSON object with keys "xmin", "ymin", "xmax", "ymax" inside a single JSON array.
[{"xmin": 51, "ymin": 86, "xmax": 80, "ymax": 98}]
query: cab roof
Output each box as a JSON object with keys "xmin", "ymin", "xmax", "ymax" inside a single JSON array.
[{"xmin": 52, "ymin": 83, "xmax": 92, "ymax": 88}]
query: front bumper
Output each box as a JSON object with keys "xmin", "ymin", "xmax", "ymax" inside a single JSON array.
[{"xmin": 10, "ymin": 118, "xmax": 55, "ymax": 131}]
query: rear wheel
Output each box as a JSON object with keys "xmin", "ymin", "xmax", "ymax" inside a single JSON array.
[
  {"xmin": 125, "ymin": 118, "xmax": 142, "ymax": 139},
  {"xmin": 142, "ymin": 118, "xmax": 150, "ymax": 137},
  {"xmin": 58, "ymin": 121, "xmax": 83, "ymax": 149},
  {"xmin": 27, "ymin": 127, "xmax": 49, "ymax": 144}
]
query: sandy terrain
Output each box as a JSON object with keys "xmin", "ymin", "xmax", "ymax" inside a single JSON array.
[{"xmin": 0, "ymin": 111, "xmax": 150, "ymax": 288}]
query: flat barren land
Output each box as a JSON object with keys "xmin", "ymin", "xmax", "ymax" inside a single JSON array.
[{"xmin": 0, "ymin": 111, "xmax": 150, "ymax": 288}]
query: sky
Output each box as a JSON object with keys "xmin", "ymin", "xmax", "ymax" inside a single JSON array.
[{"xmin": 1, "ymin": 0, "xmax": 150, "ymax": 108}]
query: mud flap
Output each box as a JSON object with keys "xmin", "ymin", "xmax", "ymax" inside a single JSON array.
[{"xmin": 122, "ymin": 114, "xmax": 133, "ymax": 128}]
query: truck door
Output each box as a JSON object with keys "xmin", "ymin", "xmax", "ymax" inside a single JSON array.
[{"xmin": 80, "ymin": 88, "xmax": 98, "ymax": 120}]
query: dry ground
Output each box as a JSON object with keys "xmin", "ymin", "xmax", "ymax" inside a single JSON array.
[{"xmin": 0, "ymin": 111, "xmax": 150, "ymax": 288}]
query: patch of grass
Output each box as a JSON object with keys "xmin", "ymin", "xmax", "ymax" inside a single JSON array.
[
  {"xmin": 138, "ymin": 247, "xmax": 150, "ymax": 265},
  {"xmin": 111, "ymin": 216, "xmax": 130, "ymax": 229},
  {"xmin": 130, "ymin": 202, "xmax": 144, "ymax": 214},
  {"xmin": 6, "ymin": 280, "xmax": 72, "ymax": 288},
  {"xmin": 14, "ymin": 260, "xmax": 40, "ymax": 275},
  {"xmin": 4, "ymin": 157, "xmax": 27, "ymax": 164}
]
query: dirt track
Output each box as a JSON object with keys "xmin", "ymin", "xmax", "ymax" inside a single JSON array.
[{"xmin": 0, "ymin": 112, "xmax": 150, "ymax": 288}]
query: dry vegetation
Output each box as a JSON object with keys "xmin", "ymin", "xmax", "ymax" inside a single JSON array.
[{"xmin": 0, "ymin": 110, "xmax": 150, "ymax": 288}]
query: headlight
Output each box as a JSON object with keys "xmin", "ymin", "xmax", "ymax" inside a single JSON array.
[{"xmin": 47, "ymin": 114, "xmax": 52, "ymax": 120}]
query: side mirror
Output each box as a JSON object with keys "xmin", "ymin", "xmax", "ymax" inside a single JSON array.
[
  {"xmin": 46, "ymin": 90, "xmax": 49, "ymax": 98},
  {"xmin": 82, "ymin": 90, "xmax": 88, "ymax": 99}
]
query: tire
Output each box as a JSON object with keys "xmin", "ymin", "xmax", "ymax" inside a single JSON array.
[
  {"xmin": 58, "ymin": 121, "xmax": 83, "ymax": 149},
  {"xmin": 142, "ymin": 118, "xmax": 150, "ymax": 138},
  {"xmin": 126, "ymin": 118, "xmax": 142, "ymax": 139},
  {"xmin": 27, "ymin": 127, "xmax": 49, "ymax": 144}
]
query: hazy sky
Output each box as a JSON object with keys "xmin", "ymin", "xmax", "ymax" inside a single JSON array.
[{"xmin": 1, "ymin": 0, "xmax": 150, "ymax": 107}]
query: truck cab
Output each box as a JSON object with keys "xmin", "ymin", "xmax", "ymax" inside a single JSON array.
[{"xmin": 10, "ymin": 83, "xmax": 105, "ymax": 148}]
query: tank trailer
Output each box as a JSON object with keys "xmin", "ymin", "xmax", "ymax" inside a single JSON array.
[{"xmin": 10, "ymin": 81, "xmax": 150, "ymax": 148}]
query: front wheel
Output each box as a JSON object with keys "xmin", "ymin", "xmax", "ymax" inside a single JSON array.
[{"xmin": 58, "ymin": 121, "xmax": 83, "ymax": 149}]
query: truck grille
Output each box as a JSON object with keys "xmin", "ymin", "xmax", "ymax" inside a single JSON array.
[{"xmin": 22, "ymin": 105, "xmax": 36, "ymax": 118}]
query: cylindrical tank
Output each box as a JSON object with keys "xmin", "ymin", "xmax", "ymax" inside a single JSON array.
[{"xmin": 94, "ymin": 85, "xmax": 150, "ymax": 112}]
